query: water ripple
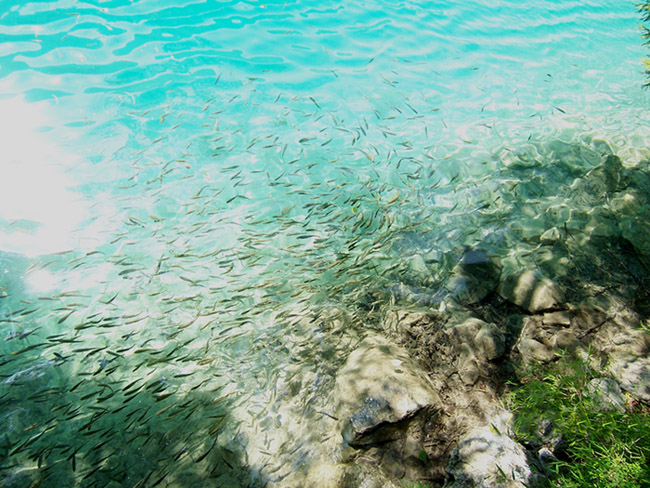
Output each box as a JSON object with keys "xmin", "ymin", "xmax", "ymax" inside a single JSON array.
[{"xmin": 1, "ymin": 1, "xmax": 649, "ymax": 487}]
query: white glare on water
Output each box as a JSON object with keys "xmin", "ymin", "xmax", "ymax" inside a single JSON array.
[{"xmin": 0, "ymin": 97, "xmax": 87, "ymax": 257}]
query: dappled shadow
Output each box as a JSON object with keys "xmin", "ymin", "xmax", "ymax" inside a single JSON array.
[
  {"xmin": 0, "ymin": 349, "xmax": 259, "ymax": 488},
  {"xmin": 363, "ymin": 137, "xmax": 650, "ymax": 487}
]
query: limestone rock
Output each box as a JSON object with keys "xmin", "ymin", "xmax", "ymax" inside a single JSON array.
[
  {"xmin": 444, "ymin": 426, "xmax": 533, "ymax": 488},
  {"xmin": 335, "ymin": 336, "xmax": 440, "ymax": 447},
  {"xmin": 517, "ymin": 338, "xmax": 555, "ymax": 363},
  {"xmin": 447, "ymin": 319, "xmax": 505, "ymax": 385},
  {"xmin": 450, "ymin": 318, "xmax": 505, "ymax": 362},
  {"xmin": 609, "ymin": 192, "xmax": 642, "ymax": 216},
  {"xmin": 572, "ymin": 154, "xmax": 624, "ymax": 207},
  {"xmin": 571, "ymin": 175, "xmax": 607, "ymax": 206},
  {"xmin": 585, "ymin": 206, "xmax": 620, "ymax": 237},
  {"xmin": 513, "ymin": 216, "xmax": 547, "ymax": 243},
  {"xmin": 545, "ymin": 138, "xmax": 610, "ymax": 175},
  {"xmin": 475, "ymin": 323, "xmax": 506, "ymax": 361},
  {"xmin": 545, "ymin": 204, "xmax": 571, "ymax": 224},
  {"xmin": 498, "ymin": 269, "xmax": 562, "ymax": 313},
  {"xmin": 513, "ymin": 315, "xmax": 565, "ymax": 363},
  {"xmin": 619, "ymin": 209, "xmax": 650, "ymax": 267},
  {"xmin": 304, "ymin": 463, "xmax": 346, "ymax": 488},
  {"xmin": 388, "ymin": 282, "xmax": 446, "ymax": 308},
  {"xmin": 609, "ymin": 355, "xmax": 650, "ymax": 402},
  {"xmin": 587, "ymin": 378, "xmax": 626, "ymax": 413},
  {"xmin": 542, "ymin": 311, "xmax": 571, "ymax": 327},
  {"xmin": 458, "ymin": 352, "xmax": 481, "ymax": 386},
  {"xmin": 445, "ymin": 276, "xmax": 478, "ymax": 306},
  {"xmin": 451, "ymin": 318, "xmax": 485, "ymax": 343},
  {"xmin": 340, "ymin": 463, "xmax": 402, "ymax": 488},
  {"xmin": 446, "ymin": 249, "xmax": 501, "ymax": 305},
  {"xmin": 384, "ymin": 309, "xmax": 440, "ymax": 336},
  {"xmin": 405, "ymin": 254, "xmax": 433, "ymax": 286},
  {"xmin": 552, "ymin": 330, "xmax": 578, "ymax": 350},
  {"xmin": 608, "ymin": 328, "xmax": 650, "ymax": 356},
  {"xmin": 586, "ymin": 154, "xmax": 624, "ymax": 193}
]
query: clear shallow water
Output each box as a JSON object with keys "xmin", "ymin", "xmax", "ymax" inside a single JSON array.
[{"xmin": 0, "ymin": 1, "xmax": 649, "ymax": 486}]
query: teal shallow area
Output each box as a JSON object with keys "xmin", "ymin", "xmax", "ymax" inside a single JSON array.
[{"xmin": 1, "ymin": 1, "xmax": 650, "ymax": 487}]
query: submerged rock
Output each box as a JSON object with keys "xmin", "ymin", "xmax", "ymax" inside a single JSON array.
[
  {"xmin": 388, "ymin": 282, "xmax": 447, "ymax": 307},
  {"xmin": 539, "ymin": 227, "xmax": 560, "ymax": 245},
  {"xmin": 585, "ymin": 206, "xmax": 620, "ymax": 238},
  {"xmin": 572, "ymin": 154, "xmax": 625, "ymax": 207},
  {"xmin": 585, "ymin": 154, "xmax": 625, "ymax": 193},
  {"xmin": 405, "ymin": 253, "xmax": 434, "ymax": 286},
  {"xmin": 619, "ymin": 208, "xmax": 650, "ymax": 267},
  {"xmin": 446, "ymin": 249, "xmax": 501, "ymax": 305},
  {"xmin": 609, "ymin": 191, "xmax": 642, "ymax": 216},
  {"xmin": 512, "ymin": 216, "xmax": 547, "ymax": 243},
  {"xmin": 498, "ymin": 269, "xmax": 562, "ymax": 313}
]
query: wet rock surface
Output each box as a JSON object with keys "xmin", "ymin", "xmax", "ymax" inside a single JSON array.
[
  {"xmin": 299, "ymin": 141, "xmax": 650, "ymax": 488},
  {"xmin": 445, "ymin": 250, "xmax": 502, "ymax": 306}
]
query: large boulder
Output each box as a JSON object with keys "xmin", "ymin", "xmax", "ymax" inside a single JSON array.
[{"xmin": 335, "ymin": 336, "xmax": 440, "ymax": 448}]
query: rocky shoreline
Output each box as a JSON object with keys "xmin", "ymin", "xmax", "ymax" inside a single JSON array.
[
  {"xmin": 2, "ymin": 137, "xmax": 648, "ymax": 488},
  {"xmin": 282, "ymin": 144, "xmax": 650, "ymax": 487}
]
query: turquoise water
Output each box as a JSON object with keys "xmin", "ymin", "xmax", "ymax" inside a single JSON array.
[{"xmin": 1, "ymin": 1, "xmax": 649, "ymax": 486}]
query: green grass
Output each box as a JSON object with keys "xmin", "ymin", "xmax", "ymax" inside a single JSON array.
[
  {"xmin": 403, "ymin": 482, "xmax": 433, "ymax": 488},
  {"xmin": 507, "ymin": 356, "xmax": 650, "ymax": 487}
]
